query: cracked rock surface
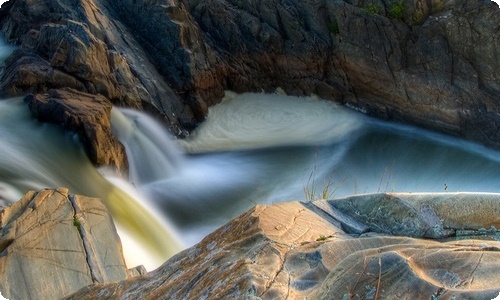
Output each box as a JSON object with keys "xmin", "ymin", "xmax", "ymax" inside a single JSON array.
[
  {"xmin": 0, "ymin": 188, "xmax": 136, "ymax": 300},
  {"xmin": 65, "ymin": 193, "xmax": 500, "ymax": 299},
  {"xmin": 0, "ymin": 0, "xmax": 499, "ymax": 157}
]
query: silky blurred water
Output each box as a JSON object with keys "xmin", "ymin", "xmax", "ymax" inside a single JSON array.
[
  {"xmin": 1, "ymin": 34, "xmax": 500, "ymax": 269},
  {"xmin": 112, "ymin": 91, "xmax": 500, "ymax": 246}
]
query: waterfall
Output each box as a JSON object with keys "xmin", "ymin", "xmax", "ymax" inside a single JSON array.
[
  {"xmin": 111, "ymin": 108, "xmax": 183, "ymax": 185},
  {"xmin": 0, "ymin": 99, "xmax": 183, "ymax": 270},
  {"xmin": 3, "ymin": 31, "xmax": 500, "ymax": 269}
]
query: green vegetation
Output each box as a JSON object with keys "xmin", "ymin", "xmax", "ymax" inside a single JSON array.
[
  {"xmin": 388, "ymin": 0, "xmax": 404, "ymax": 19},
  {"xmin": 364, "ymin": 1, "xmax": 382, "ymax": 15},
  {"xmin": 430, "ymin": 0, "xmax": 445, "ymax": 13},
  {"xmin": 304, "ymin": 169, "xmax": 347, "ymax": 201},
  {"xmin": 73, "ymin": 216, "xmax": 82, "ymax": 231},
  {"xmin": 316, "ymin": 235, "xmax": 329, "ymax": 242},
  {"xmin": 328, "ymin": 18, "xmax": 339, "ymax": 34}
]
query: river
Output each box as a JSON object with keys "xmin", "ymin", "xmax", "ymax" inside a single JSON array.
[{"xmin": 1, "ymin": 38, "xmax": 500, "ymax": 270}]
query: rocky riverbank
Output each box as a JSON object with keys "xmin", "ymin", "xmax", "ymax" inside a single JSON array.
[
  {"xmin": 0, "ymin": 0, "xmax": 499, "ymax": 168},
  {"xmin": 2, "ymin": 190, "xmax": 499, "ymax": 299},
  {"xmin": 0, "ymin": 0, "xmax": 499, "ymax": 299}
]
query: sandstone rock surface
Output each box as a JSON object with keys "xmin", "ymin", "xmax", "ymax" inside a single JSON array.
[
  {"xmin": 0, "ymin": 188, "xmax": 136, "ymax": 300},
  {"xmin": 1, "ymin": 0, "xmax": 499, "ymax": 152},
  {"xmin": 65, "ymin": 193, "xmax": 500, "ymax": 299}
]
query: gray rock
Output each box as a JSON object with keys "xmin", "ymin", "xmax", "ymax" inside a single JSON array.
[
  {"xmin": 181, "ymin": 0, "xmax": 500, "ymax": 147},
  {"xmin": 0, "ymin": 188, "xmax": 136, "ymax": 300},
  {"xmin": 0, "ymin": 0, "xmax": 188, "ymax": 133},
  {"xmin": 325, "ymin": 192, "xmax": 500, "ymax": 239}
]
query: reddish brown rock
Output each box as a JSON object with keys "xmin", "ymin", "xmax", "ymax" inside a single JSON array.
[
  {"xmin": 0, "ymin": 0, "xmax": 189, "ymax": 132},
  {"xmin": 24, "ymin": 88, "xmax": 127, "ymax": 171}
]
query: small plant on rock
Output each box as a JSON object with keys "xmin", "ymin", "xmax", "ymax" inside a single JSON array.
[
  {"xmin": 316, "ymin": 235, "xmax": 329, "ymax": 242},
  {"xmin": 389, "ymin": 0, "xmax": 404, "ymax": 19}
]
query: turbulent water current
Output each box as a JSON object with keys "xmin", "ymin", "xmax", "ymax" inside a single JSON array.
[{"xmin": 2, "ymin": 38, "xmax": 500, "ymax": 270}]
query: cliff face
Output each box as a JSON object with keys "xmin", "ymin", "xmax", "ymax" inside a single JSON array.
[
  {"xmin": 169, "ymin": 0, "xmax": 500, "ymax": 145},
  {"xmin": 0, "ymin": 0, "xmax": 499, "ymax": 168}
]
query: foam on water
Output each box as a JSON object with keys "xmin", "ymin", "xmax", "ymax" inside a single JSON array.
[{"xmin": 179, "ymin": 91, "xmax": 362, "ymax": 153}]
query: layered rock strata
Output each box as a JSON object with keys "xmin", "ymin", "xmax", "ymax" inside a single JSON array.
[
  {"xmin": 65, "ymin": 193, "xmax": 500, "ymax": 299},
  {"xmin": 0, "ymin": 0, "xmax": 499, "ymax": 163},
  {"xmin": 0, "ymin": 188, "xmax": 142, "ymax": 300}
]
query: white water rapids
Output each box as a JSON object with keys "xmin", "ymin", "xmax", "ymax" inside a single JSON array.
[{"xmin": 1, "ymin": 37, "xmax": 500, "ymax": 270}]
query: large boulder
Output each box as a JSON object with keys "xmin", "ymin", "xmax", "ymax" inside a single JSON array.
[
  {"xmin": 0, "ymin": 188, "xmax": 142, "ymax": 300},
  {"xmin": 64, "ymin": 193, "xmax": 500, "ymax": 299},
  {"xmin": 180, "ymin": 0, "xmax": 500, "ymax": 147},
  {"xmin": 24, "ymin": 88, "xmax": 127, "ymax": 171}
]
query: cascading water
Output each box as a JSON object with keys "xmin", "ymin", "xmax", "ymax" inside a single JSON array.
[
  {"xmin": 2, "ymin": 35, "xmax": 500, "ymax": 269},
  {"xmin": 0, "ymin": 98, "xmax": 183, "ymax": 270},
  {"xmin": 111, "ymin": 91, "xmax": 500, "ymax": 247},
  {"xmin": 0, "ymin": 38, "xmax": 181, "ymax": 270},
  {"xmin": 110, "ymin": 108, "xmax": 183, "ymax": 185}
]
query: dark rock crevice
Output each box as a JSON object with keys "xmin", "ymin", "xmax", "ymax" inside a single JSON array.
[{"xmin": 68, "ymin": 193, "xmax": 100, "ymax": 284}]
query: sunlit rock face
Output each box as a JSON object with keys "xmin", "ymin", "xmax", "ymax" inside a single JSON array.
[
  {"xmin": 65, "ymin": 193, "xmax": 500, "ymax": 300},
  {"xmin": 0, "ymin": 188, "xmax": 143, "ymax": 300}
]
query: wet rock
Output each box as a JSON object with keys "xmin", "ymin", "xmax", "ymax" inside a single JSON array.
[
  {"xmin": 65, "ymin": 193, "xmax": 500, "ymax": 299},
  {"xmin": 0, "ymin": 188, "xmax": 135, "ymax": 300},
  {"xmin": 24, "ymin": 88, "xmax": 127, "ymax": 171},
  {"xmin": 181, "ymin": 0, "xmax": 500, "ymax": 147}
]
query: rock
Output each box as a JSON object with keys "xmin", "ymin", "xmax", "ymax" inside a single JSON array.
[
  {"xmin": 2, "ymin": 0, "xmax": 499, "ymax": 149},
  {"xmin": 0, "ymin": 188, "xmax": 136, "ymax": 300},
  {"xmin": 321, "ymin": 192, "xmax": 500, "ymax": 239},
  {"xmin": 0, "ymin": 0, "xmax": 188, "ymax": 133},
  {"xmin": 24, "ymin": 88, "xmax": 127, "ymax": 171},
  {"xmin": 0, "ymin": 49, "xmax": 86, "ymax": 95},
  {"xmin": 182, "ymin": 0, "xmax": 500, "ymax": 148},
  {"xmin": 64, "ymin": 193, "xmax": 500, "ymax": 299},
  {"xmin": 1, "ymin": 0, "xmax": 499, "ymax": 162}
]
